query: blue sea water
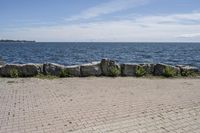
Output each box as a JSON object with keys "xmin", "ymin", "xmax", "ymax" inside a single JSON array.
[{"xmin": 0, "ymin": 42, "xmax": 200, "ymax": 68}]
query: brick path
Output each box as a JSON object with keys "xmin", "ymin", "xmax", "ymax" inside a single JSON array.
[{"xmin": 0, "ymin": 78, "xmax": 200, "ymax": 133}]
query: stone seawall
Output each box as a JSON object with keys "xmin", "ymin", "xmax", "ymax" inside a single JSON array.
[{"xmin": 0, "ymin": 59, "xmax": 199, "ymax": 78}]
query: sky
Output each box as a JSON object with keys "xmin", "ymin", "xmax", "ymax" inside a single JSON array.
[{"xmin": 0, "ymin": 0, "xmax": 200, "ymax": 42}]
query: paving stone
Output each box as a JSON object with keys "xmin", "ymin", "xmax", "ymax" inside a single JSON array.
[{"xmin": 0, "ymin": 78, "xmax": 200, "ymax": 133}]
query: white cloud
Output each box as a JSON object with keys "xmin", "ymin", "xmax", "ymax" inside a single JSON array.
[
  {"xmin": 66, "ymin": 0, "xmax": 149, "ymax": 21},
  {"xmin": 135, "ymin": 12, "xmax": 200, "ymax": 25},
  {"xmin": 178, "ymin": 33, "xmax": 200, "ymax": 38},
  {"xmin": 1, "ymin": 12, "xmax": 200, "ymax": 42}
]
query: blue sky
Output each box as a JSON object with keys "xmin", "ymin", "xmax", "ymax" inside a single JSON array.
[{"xmin": 0, "ymin": 0, "xmax": 200, "ymax": 42}]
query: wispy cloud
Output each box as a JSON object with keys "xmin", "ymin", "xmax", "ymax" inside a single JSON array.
[
  {"xmin": 1, "ymin": 11, "xmax": 200, "ymax": 42},
  {"xmin": 178, "ymin": 33, "xmax": 200, "ymax": 38},
  {"xmin": 66, "ymin": 0, "xmax": 149, "ymax": 21},
  {"xmin": 135, "ymin": 12, "xmax": 200, "ymax": 25}
]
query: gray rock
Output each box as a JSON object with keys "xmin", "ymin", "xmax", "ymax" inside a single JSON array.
[
  {"xmin": 100, "ymin": 59, "xmax": 121, "ymax": 76},
  {"xmin": 65, "ymin": 65, "xmax": 80, "ymax": 77},
  {"xmin": 0, "ymin": 64, "xmax": 42, "ymax": 77},
  {"xmin": 43, "ymin": 63, "xmax": 65, "ymax": 76},
  {"xmin": 0, "ymin": 64, "xmax": 22, "ymax": 77},
  {"xmin": 139, "ymin": 63, "xmax": 155, "ymax": 75},
  {"xmin": 0, "ymin": 65, "xmax": 4, "ymax": 77},
  {"xmin": 177, "ymin": 65, "xmax": 199, "ymax": 76},
  {"xmin": 121, "ymin": 63, "xmax": 139, "ymax": 76},
  {"xmin": 21, "ymin": 64, "xmax": 43, "ymax": 77},
  {"xmin": 154, "ymin": 63, "xmax": 180, "ymax": 76},
  {"xmin": 121, "ymin": 63, "xmax": 155, "ymax": 76},
  {"xmin": 80, "ymin": 62, "xmax": 101, "ymax": 77}
]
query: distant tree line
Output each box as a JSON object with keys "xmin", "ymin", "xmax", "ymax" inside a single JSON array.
[{"xmin": 0, "ymin": 39, "xmax": 35, "ymax": 42}]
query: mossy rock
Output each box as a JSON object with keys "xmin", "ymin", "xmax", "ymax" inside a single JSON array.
[
  {"xmin": 154, "ymin": 64, "xmax": 180, "ymax": 77},
  {"xmin": 177, "ymin": 65, "xmax": 199, "ymax": 77},
  {"xmin": 101, "ymin": 59, "xmax": 121, "ymax": 76},
  {"xmin": 163, "ymin": 66, "xmax": 177, "ymax": 77},
  {"xmin": 135, "ymin": 66, "xmax": 146, "ymax": 77},
  {"xmin": 59, "ymin": 69, "xmax": 72, "ymax": 77},
  {"xmin": 109, "ymin": 66, "xmax": 121, "ymax": 77},
  {"xmin": 9, "ymin": 69, "xmax": 19, "ymax": 78}
]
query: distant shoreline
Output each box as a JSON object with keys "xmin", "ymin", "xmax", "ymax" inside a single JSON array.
[
  {"xmin": 1, "ymin": 41, "xmax": 200, "ymax": 43},
  {"xmin": 0, "ymin": 40, "xmax": 36, "ymax": 43}
]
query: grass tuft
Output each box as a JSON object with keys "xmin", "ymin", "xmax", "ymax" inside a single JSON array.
[
  {"xmin": 109, "ymin": 66, "xmax": 120, "ymax": 77},
  {"xmin": 181, "ymin": 70, "xmax": 196, "ymax": 77},
  {"xmin": 59, "ymin": 69, "xmax": 71, "ymax": 78},
  {"xmin": 163, "ymin": 66, "xmax": 176, "ymax": 77},
  {"xmin": 135, "ymin": 66, "xmax": 146, "ymax": 77},
  {"xmin": 9, "ymin": 69, "xmax": 19, "ymax": 78}
]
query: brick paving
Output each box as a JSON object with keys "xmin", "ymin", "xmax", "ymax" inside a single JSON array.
[{"xmin": 0, "ymin": 78, "xmax": 200, "ymax": 133}]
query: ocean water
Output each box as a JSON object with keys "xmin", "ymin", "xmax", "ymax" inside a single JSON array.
[{"xmin": 0, "ymin": 42, "xmax": 200, "ymax": 68}]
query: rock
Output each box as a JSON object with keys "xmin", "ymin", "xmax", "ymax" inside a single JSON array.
[
  {"xmin": 64, "ymin": 65, "xmax": 80, "ymax": 77},
  {"xmin": 100, "ymin": 59, "xmax": 121, "ymax": 76},
  {"xmin": 121, "ymin": 63, "xmax": 139, "ymax": 76},
  {"xmin": 0, "ymin": 64, "xmax": 22, "ymax": 77},
  {"xmin": 80, "ymin": 62, "xmax": 102, "ymax": 77},
  {"xmin": 0, "ymin": 65, "xmax": 3, "ymax": 77},
  {"xmin": 43, "ymin": 63, "xmax": 65, "ymax": 76},
  {"xmin": 121, "ymin": 63, "xmax": 155, "ymax": 76},
  {"xmin": 177, "ymin": 65, "xmax": 199, "ymax": 76},
  {"xmin": 0, "ymin": 64, "xmax": 42, "ymax": 77},
  {"xmin": 21, "ymin": 64, "xmax": 43, "ymax": 77},
  {"xmin": 154, "ymin": 63, "xmax": 180, "ymax": 76},
  {"xmin": 139, "ymin": 64, "xmax": 155, "ymax": 75}
]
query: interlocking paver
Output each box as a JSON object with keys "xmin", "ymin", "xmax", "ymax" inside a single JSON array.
[{"xmin": 0, "ymin": 78, "xmax": 200, "ymax": 133}]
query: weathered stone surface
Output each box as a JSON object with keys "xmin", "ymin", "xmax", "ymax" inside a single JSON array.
[
  {"xmin": 80, "ymin": 62, "xmax": 101, "ymax": 77},
  {"xmin": 0, "ymin": 65, "xmax": 4, "ymax": 77},
  {"xmin": 0, "ymin": 61, "xmax": 198, "ymax": 78},
  {"xmin": 100, "ymin": 59, "xmax": 121, "ymax": 76},
  {"xmin": 121, "ymin": 63, "xmax": 155, "ymax": 76},
  {"xmin": 154, "ymin": 63, "xmax": 180, "ymax": 76},
  {"xmin": 43, "ymin": 63, "xmax": 65, "ymax": 76},
  {"xmin": 139, "ymin": 64, "xmax": 155, "ymax": 75},
  {"xmin": 121, "ymin": 63, "xmax": 139, "ymax": 76},
  {"xmin": 177, "ymin": 65, "xmax": 199, "ymax": 76},
  {"xmin": 65, "ymin": 65, "xmax": 80, "ymax": 77},
  {"xmin": 101, "ymin": 59, "xmax": 121, "ymax": 76},
  {"xmin": 21, "ymin": 64, "xmax": 43, "ymax": 77},
  {"xmin": 0, "ymin": 64, "xmax": 42, "ymax": 77}
]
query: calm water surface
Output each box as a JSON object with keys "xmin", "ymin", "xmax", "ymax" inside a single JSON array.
[{"xmin": 0, "ymin": 42, "xmax": 200, "ymax": 68}]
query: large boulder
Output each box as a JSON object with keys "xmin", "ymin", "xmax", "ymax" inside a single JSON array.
[
  {"xmin": 121, "ymin": 63, "xmax": 138, "ymax": 76},
  {"xmin": 177, "ymin": 65, "xmax": 199, "ymax": 76},
  {"xmin": 0, "ymin": 64, "xmax": 23, "ymax": 77},
  {"xmin": 0, "ymin": 65, "xmax": 4, "ymax": 77},
  {"xmin": 43, "ymin": 63, "xmax": 65, "ymax": 76},
  {"xmin": 21, "ymin": 64, "xmax": 43, "ymax": 77},
  {"xmin": 139, "ymin": 63, "xmax": 155, "ymax": 75},
  {"xmin": 100, "ymin": 59, "xmax": 121, "ymax": 76},
  {"xmin": 154, "ymin": 63, "xmax": 180, "ymax": 76},
  {"xmin": 0, "ymin": 64, "xmax": 43, "ymax": 77},
  {"xmin": 64, "ymin": 65, "xmax": 80, "ymax": 77},
  {"xmin": 121, "ymin": 63, "xmax": 155, "ymax": 76},
  {"xmin": 80, "ymin": 62, "xmax": 102, "ymax": 77}
]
